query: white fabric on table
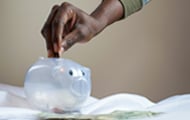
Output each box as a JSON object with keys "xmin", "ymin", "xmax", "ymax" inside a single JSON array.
[{"xmin": 0, "ymin": 83, "xmax": 190, "ymax": 120}]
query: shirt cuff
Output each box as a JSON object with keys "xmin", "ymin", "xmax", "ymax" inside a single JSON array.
[{"xmin": 119, "ymin": 0, "xmax": 151, "ymax": 18}]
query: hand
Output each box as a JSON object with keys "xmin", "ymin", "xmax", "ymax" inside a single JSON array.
[
  {"xmin": 41, "ymin": 2, "xmax": 103, "ymax": 57},
  {"xmin": 41, "ymin": 0, "xmax": 123, "ymax": 57}
]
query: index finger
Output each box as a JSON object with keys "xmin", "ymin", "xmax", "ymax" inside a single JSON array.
[
  {"xmin": 52, "ymin": 3, "xmax": 77, "ymax": 54},
  {"xmin": 41, "ymin": 5, "xmax": 59, "ymax": 57}
]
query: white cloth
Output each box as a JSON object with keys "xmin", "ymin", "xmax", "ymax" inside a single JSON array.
[{"xmin": 0, "ymin": 83, "xmax": 190, "ymax": 120}]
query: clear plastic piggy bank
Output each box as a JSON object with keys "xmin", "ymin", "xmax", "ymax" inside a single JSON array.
[{"xmin": 24, "ymin": 57, "xmax": 91, "ymax": 112}]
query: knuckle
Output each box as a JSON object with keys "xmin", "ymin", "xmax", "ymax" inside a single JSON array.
[
  {"xmin": 61, "ymin": 2, "xmax": 71, "ymax": 8},
  {"xmin": 52, "ymin": 5, "xmax": 59, "ymax": 10},
  {"xmin": 41, "ymin": 25, "xmax": 49, "ymax": 37},
  {"xmin": 41, "ymin": 26, "xmax": 46, "ymax": 33},
  {"xmin": 62, "ymin": 38, "xmax": 75, "ymax": 51},
  {"xmin": 63, "ymin": 41, "xmax": 72, "ymax": 51},
  {"xmin": 66, "ymin": 39, "xmax": 75, "ymax": 47},
  {"xmin": 41, "ymin": 28, "xmax": 46, "ymax": 37}
]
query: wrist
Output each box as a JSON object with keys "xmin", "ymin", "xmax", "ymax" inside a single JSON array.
[{"xmin": 90, "ymin": 0, "xmax": 124, "ymax": 34}]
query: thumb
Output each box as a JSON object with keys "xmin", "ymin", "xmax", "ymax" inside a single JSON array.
[{"xmin": 61, "ymin": 29, "xmax": 81, "ymax": 52}]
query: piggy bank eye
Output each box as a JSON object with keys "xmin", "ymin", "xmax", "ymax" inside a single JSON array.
[
  {"xmin": 81, "ymin": 70, "xmax": 85, "ymax": 76},
  {"xmin": 68, "ymin": 69, "xmax": 78, "ymax": 77},
  {"xmin": 69, "ymin": 70, "xmax": 73, "ymax": 76}
]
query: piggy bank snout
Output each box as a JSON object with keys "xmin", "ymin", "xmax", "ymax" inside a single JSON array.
[{"xmin": 71, "ymin": 77, "xmax": 90, "ymax": 97}]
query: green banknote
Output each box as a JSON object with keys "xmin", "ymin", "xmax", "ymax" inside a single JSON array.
[{"xmin": 39, "ymin": 111, "xmax": 161, "ymax": 120}]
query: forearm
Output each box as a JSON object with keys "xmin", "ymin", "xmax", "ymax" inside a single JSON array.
[
  {"xmin": 90, "ymin": 0, "xmax": 151, "ymax": 34},
  {"xmin": 90, "ymin": 0, "xmax": 124, "ymax": 33}
]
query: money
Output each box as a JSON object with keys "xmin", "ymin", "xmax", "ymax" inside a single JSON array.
[{"xmin": 39, "ymin": 110, "xmax": 161, "ymax": 120}]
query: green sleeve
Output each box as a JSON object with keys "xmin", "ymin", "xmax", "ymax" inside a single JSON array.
[{"xmin": 119, "ymin": 0, "xmax": 151, "ymax": 18}]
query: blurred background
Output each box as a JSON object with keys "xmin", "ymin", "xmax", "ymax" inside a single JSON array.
[{"xmin": 0, "ymin": 0, "xmax": 190, "ymax": 102}]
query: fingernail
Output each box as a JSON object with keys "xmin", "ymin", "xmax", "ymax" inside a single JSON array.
[
  {"xmin": 58, "ymin": 47, "xmax": 64, "ymax": 56},
  {"xmin": 47, "ymin": 50, "xmax": 53, "ymax": 58}
]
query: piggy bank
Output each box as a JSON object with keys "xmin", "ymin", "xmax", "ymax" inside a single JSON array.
[{"xmin": 24, "ymin": 57, "xmax": 91, "ymax": 112}]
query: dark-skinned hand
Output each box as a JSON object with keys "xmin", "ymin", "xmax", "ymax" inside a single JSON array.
[{"xmin": 41, "ymin": 0, "xmax": 123, "ymax": 57}]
